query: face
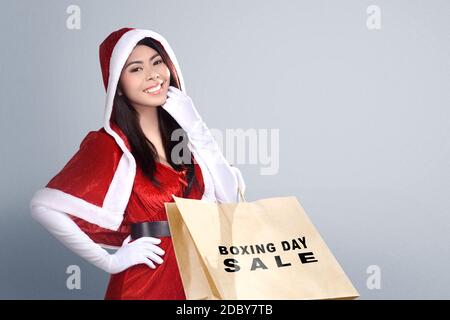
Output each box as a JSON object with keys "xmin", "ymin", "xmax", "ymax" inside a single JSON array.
[{"xmin": 118, "ymin": 45, "xmax": 171, "ymax": 109}]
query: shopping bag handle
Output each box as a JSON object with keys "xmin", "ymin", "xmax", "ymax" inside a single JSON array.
[{"xmin": 238, "ymin": 185, "xmax": 247, "ymax": 203}]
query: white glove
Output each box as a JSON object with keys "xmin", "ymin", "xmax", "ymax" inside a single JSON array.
[
  {"xmin": 30, "ymin": 204, "xmax": 165, "ymax": 274},
  {"xmin": 162, "ymin": 86, "xmax": 246, "ymax": 203},
  {"xmin": 107, "ymin": 235, "xmax": 165, "ymax": 274},
  {"xmin": 162, "ymin": 86, "xmax": 204, "ymax": 133}
]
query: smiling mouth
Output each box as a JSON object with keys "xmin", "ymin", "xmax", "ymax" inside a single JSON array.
[{"xmin": 143, "ymin": 82, "xmax": 164, "ymax": 95}]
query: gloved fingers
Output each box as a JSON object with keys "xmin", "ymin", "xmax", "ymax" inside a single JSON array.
[
  {"xmin": 142, "ymin": 245, "xmax": 165, "ymax": 257},
  {"xmin": 143, "ymin": 251, "xmax": 164, "ymax": 265},
  {"xmin": 143, "ymin": 242, "xmax": 165, "ymax": 254},
  {"xmin": 140, "ymin": 258, "xmax": 156, "ymax": 269},
  {"xmin": 164, "ymin": 94, "xmax": 182, "ymax": 107},
  {"xmin": 133, "ymin": 236, "xmax": 161, "ymax": 245},
  {"xmin": 121, "ymin": 234, "xmax": 132, "ymax": 246},
  {"xmin": 167, "ymin": 85, "xmax": 182, "ymax": 95},
  {"xmin": 168, "ymin": 85, "xmax": 180, "ymax": 92},
  {"xmin": 167, "ymin": 86, "xmax": 190, "ymax": 101},
  {"xmin": 166, "ymin": 88, "xmax": 179, "ymax": 100}
]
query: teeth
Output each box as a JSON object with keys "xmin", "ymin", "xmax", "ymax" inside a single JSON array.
[{"xmin": 144, "ymin": 83, "xmax": 162, "ymax": 94}]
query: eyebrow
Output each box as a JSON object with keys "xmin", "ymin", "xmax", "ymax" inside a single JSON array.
[{"xmin": 125, "ymin": 53, "xmax": 161, "ymax": 68}]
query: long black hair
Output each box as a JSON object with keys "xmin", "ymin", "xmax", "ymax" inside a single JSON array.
[{"xmin": 110, "ymin": 37, "xmax": 200, "ymax": 197}]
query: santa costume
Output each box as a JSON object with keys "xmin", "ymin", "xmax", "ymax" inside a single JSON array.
[{"xmin": 29, "ymin": 27, "xmax": 246, "ymax": 300}]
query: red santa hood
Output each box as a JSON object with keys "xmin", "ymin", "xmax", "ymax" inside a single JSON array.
[{"xmin": 30, "ymin": 27, "xmax": 217, "ymax": 231}]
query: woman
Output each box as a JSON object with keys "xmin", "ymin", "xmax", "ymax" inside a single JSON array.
[{"xmin": 29, "ymin": 27, "xmax": 246, "ymax": 300}]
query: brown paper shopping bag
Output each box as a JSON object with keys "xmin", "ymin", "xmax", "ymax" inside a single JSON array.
[{"xmin": 165, "ymin": 191, "xmax": 359, "ymax": 300}]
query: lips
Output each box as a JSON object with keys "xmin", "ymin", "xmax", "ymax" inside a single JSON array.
[{"xmin": 143, "ymin": 81, "xmax": 164, "ymax": 94}]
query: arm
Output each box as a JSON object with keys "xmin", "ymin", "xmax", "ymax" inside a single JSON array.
[
  {"xmin": 30, "ymin": 204, "xmax": 165, "ymax": 274},
  {"xmin": 162, "ymin": 86, "xmax": 246, "ymax": 203},
  {"xmin": 186, "ymin": 119, "xmax": 246, "ymax": 202}
]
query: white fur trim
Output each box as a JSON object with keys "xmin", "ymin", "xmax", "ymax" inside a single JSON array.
[
  {"xmin": 30, "ymin": 187, "xmax": 123, "ymax": 230},
  {"xmin": 102, "ymin": 153, "xmax": 133, "ymax": 213}
]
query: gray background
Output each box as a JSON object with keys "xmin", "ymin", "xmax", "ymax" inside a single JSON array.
[{"xmin": 1, "ymin": 0, "xmax": 449, "ymax": 299}]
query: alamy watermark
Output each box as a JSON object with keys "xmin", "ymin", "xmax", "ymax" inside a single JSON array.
[
  {"xmin": 366, "ymin": 264, "xmax": 381, "ymax": 290},
  {"xmin": 66, "ymin": 5, "xmax": 81, "ymax": 30},
  {"xmin": 66, "ymin": 265, "xmax": 81, "ymax": 290},
  {"xmin": 170, "ymin": 128, "xmax": 280, "ymax": 176},
  {"xmin": 366, "ymin": 5, "xmax": 382, "ymax": 30}
]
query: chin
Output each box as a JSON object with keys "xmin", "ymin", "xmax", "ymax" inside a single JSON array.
[
  {"xmin": 151, "ymin": 96, "xmax": 168, "ymax": 106},
  {"xmin": 149, "ymin": 96, "xmax": 167, "ymax": 104}
]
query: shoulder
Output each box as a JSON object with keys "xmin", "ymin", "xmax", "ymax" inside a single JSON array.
[
  {"xmin": 50, "ymin": 128, "xmax": 123, "ymax": 181},
  {"xmin": 45, "ymin": 128, "xmax": 123, "ymax": 199},
  {"xmin": 79, "ymin": 128, "xmax": 122, "ymax": 155}
]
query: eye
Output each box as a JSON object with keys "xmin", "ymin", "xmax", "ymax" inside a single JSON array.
[
  {"xmin": 154, "ymin": 59, "xmax": 163, "ymax": 65},
  {"xmin": 131, "ymin": 66, "xmax": 143, "ymax": 72}
]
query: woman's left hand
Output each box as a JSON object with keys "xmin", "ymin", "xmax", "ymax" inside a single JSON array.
[{"xmin": 162, "ymin": 86, "xmax": 203, "ymax": 133}]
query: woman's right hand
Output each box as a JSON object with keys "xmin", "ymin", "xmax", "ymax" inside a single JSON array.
[{"xmin": 106, "ymin": 235, "xmax": 165, "ymax": 274}]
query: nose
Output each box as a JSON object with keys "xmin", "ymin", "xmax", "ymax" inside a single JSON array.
[{"xmin": 146, "ymin": 72, "xmax": 160, "ymax": 81}]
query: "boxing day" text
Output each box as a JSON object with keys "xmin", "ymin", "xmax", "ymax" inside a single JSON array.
[{"xmin": 218, "ymin": 236, "xmax": 319, "ymax": 272}]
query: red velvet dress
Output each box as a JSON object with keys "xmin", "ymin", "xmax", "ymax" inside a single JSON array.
[{"xmin": 57, "ymin": 126, "xmax": 205, "ymax": 300}]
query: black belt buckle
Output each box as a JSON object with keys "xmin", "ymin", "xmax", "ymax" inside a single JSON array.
[{"xmin": 131, "ymin": 221, "xmax": 171, "ymax": 239}]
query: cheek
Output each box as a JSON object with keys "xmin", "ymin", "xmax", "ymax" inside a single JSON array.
[
  {"xmin": 161, "ymin": 65, "xmax": 171, "ymax": 80},
  {"xmin": 120, "ymin": 74, "xmax": 140, "ymax": 93}
]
